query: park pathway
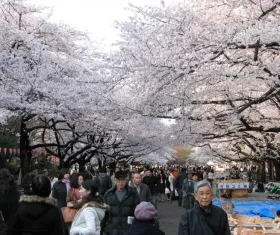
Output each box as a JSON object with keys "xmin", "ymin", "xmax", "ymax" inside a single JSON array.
[{"xmin": 157, "ymin": 201, "xmax": 184, "ymax": 235}]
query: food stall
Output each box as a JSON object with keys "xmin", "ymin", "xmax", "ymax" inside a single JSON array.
[{"xmin": 218, "ymin": 180, "xmax": 249, "ymax": 198}]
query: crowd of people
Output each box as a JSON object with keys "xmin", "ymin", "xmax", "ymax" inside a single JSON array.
[{"xmin": 0, "ymin": 165, "xmax": 230, "ymax": 235}]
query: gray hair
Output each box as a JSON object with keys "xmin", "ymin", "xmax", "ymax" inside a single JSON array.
[{"xmin": 194, "ymin": 181, "xmax": 211, "ymax": 194}]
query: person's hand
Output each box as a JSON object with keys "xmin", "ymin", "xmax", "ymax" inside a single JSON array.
[{"xmin": 67, "ymin": 202, "xmax": 74, "ymax": 208}]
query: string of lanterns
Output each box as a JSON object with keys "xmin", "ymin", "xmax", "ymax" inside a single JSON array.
[{"xmin": 0, "ymin": 147, "xmax": 20, "ymax": 155}]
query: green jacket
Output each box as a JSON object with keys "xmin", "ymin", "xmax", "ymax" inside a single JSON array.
[{"xmin": 103, "ymin": 186, "xmax": 140, "ymax": 235}]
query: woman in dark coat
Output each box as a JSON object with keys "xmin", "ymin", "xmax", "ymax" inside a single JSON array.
[
  {"xmin": 11, "ymin": 175, "xmax": 64, "ymax": 235},
  {"xmin": 157, "ymin": 170, "xmax": 166, "ymax": 202},
  {"xmin": 52, "ymin": 168, "xmax": 70, "ymax": 208},
  {"xmin": 0, "ymin": 168, "xmax": 20, "ymax": 235}
]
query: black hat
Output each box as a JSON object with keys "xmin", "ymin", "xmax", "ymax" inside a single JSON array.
[
  {"xmin": 115, "ymin": 170, "xmax": 127, "ymax": 179},
  {"xmin": 82, "ymin": 179, "xmax": 96, "ymax": 190}
]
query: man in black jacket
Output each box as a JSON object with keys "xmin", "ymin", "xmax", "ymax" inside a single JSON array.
[
  {"xmin": 174, "ymin": 168, "xmax": 187, "ymax": 206},
  {"xmin": 102, "ymin": 170, "xmax": 139, "ymax": 235},
  {"xmin": 178, "ymin": 181, "xmax": 230, "ymax": 235},
  {"xmin": 96, "ymin": 167, "xmax": 112, "ymax": 196},
  {"xmin": 130, "ymin": 173, "xmax": 151, "ymax": 203},
  {"xmin": 143, "ymin": 169, "xmax": 158, "ymax": 209}
]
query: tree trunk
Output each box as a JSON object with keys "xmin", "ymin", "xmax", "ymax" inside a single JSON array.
[
  {"xmin": 97, "ymin": 158, "xmax": 102, "ymax": 169},
  {"xmin": 62, "ymin": 160, "xmax": 71, "ymax": 170},
  {"xmin": 79, "ymin": 162, "xmax": 85, "ymax": 172},
  {"xmin": 272, "ymin": 159, "xmax": 280, "ymax": 181},
  {"xmin": 268, "ymin": 159, "xmax": 274, "ymax": 181},
  {"xmin": 60, "ymin": 157, "xmax": 64, "ymax": 169},
  {"xmin": 261, "ymin": 160, "xmax": 266, "ymax": 182},
  {"xmin": 20, "ymin": 117, "xmax": 32, "ymax": 179}
]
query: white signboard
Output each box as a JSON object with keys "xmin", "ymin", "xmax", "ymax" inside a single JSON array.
[{"xmin": 218, "ymin": 182, "xmax": 249, "ymax": 189}]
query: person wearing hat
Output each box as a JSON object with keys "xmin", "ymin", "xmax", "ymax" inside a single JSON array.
[
  {"xmin": 12, "ymin": 175, "xmax": 64, "ymax": 235},
  {"xmin": 182, "ymin": 171, "xmax": 195, "ymax": 210},
  {"xmin": 69, "ymin": 179, "xmax": 109, "ymax": 235},
  {"xmin": 102, "ymin": 170, "xmax": 140, "ymax": 235},
  {"xmin": 178, "ymin": 181, "xmax": 230, "ymax": 235},
  {"xmin": 125, "ymin": 202, "xmax": 165, "ymax": 235}
]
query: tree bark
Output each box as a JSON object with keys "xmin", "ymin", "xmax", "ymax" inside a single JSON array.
[
  {"xmin": 19, "ymin": 117, "xmax": 32, "ymax": 179},
  {"xmin": 268, "ymin": 159, "xmax": 274, "ymax": 181},
  {"xmin": 272, "ymin": 160, "xmax": 280, "ymax": 181},
  {"xmin": 79, "ymin": 161, "xmax": 85, "ymax": 172}
]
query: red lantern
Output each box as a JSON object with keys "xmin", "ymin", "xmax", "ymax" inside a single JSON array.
[
  {"xmin": 3, "ymin": 148, "xmax": 7, "ymax": 155},
  {"xmin": 13, "ymin": 149, "xmax": 17, "ymax": 155},
  {"xmin": 17, "ymin": 149, "xmax": 20, "ymax": 154},
  {"xmin": 8, "ymin": 149, "xmax": 13, "ymax": 155}
]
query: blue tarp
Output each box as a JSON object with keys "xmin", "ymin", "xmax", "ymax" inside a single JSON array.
[{"xmin": 212, "ymin": 199, "xmax": 280, "ymax": 219}]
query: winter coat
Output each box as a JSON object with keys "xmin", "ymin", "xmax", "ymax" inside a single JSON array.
[
  {"xmin": 129, "ymin": 183, "xmax": 151, "ymax": 203},
  {"xmin": 96, "ymin": 173, "xmax": 112, "ymax": 196},
  {"xmin": 103, "ymin": 186, "xmax": 140, "ymax": 235},
  {"xmin": 11, "ymin": 195, "xmax": 64, "ymax": 235},
  {"xmin": 142, "ymin": 176, "xmax": 158, "ymax": 195},
  {"xmin": 52, "ymin": 180, "xmax": 67, "ymax": 208},
  {"xmin": 178, "ymin": 202, "xmax": 230, "ymax": 235},
  {"xmin": 0, "ymin": 187, "xmax": 20, "ymax": 235},
  {"xmin": 125, "ymin": 221, "xmax": 165, "ymax": 235},
  {"xmin": 70, "ymin": 201, "xmax": 108, "ymax": 235},
  {"xmin": 182, "ymin": 179, "xmax": 194, "ymax": 195},
  {"xmin": 174, "ymin": 172, "xmax": 187, "ymax": 189}
]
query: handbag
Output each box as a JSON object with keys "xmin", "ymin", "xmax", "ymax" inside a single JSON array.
[
  {"xmin": 165, "ymin": 187, "xmax": 170, "ymax": 194},
  {"xmin": 61, "ymin": 207, "xmax": 78, "ymax": 223}
]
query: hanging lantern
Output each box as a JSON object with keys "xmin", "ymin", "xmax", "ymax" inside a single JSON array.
[
  {"xmin": 0, "ymin": 147, "xmax": 2, "ymax": 153},
  {"xmin": 3, "ymin": 148, "xmax": 7, "ymax": 155},
  {"xmin": 8, "ymin": 149, "xmax": 13, "ymax": 155},
  {"xmin": 13, "ymin": 149, "xmax": 17, "ymax": 155},
  {"xmin": 17, "ymin": 149, "xmax": 20, "ymax": 154}
]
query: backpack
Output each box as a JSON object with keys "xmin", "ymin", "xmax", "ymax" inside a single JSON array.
[{"xmin": 0, "ymin": 211, "xmax": 8, "ymax": 235}]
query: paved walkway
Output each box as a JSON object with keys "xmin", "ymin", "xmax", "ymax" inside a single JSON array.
[{"xmin": 157, "ymin": 200, "xmax": 184, "ymax": 235}]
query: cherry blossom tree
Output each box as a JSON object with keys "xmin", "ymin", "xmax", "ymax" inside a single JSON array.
[
  {"xmin": 0, "ymin": 0, "xmax": 114, "ymax": 174},
  {"xmin": 109, "ymin": 0, "xmax": 280, "ymax": 169}
]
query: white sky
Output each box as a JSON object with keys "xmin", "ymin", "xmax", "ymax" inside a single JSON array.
[{"xmin": 30, "ymin": 0, "xmax": 176, "ymax": 46}]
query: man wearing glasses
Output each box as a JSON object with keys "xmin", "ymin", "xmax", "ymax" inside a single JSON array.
[{"xmin": 102, "ymin": 170, "xmax": 140, "ymax": 235}]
